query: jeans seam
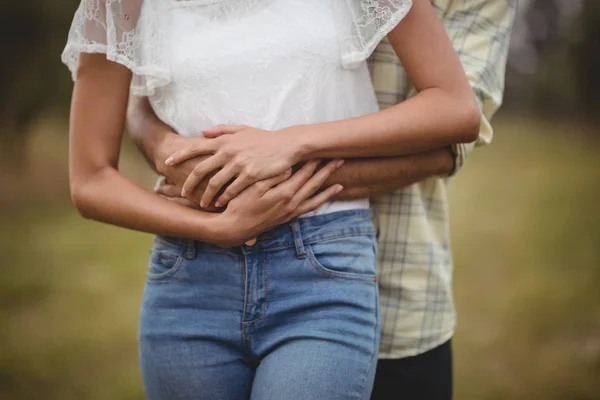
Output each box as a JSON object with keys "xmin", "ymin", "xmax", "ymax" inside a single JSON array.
[
  {"xmin": 241, "ymin": 254, "xmax": 249, "ymax": 323},
  {"xmin": 241, "ymin": 252, "xmax": 269, "ymax": 324},
  {"xmin": 357, "ymin": 283, "xmax": 380, "ymax": 399}
]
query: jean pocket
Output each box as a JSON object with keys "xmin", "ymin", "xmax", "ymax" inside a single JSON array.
[
  {"xmin": 147, "ymin": 236, "xmax": 186, "ymax": 281},
  {"xmin": 306, "ymin": 234, "xmax": 377, "ymax": 282}
]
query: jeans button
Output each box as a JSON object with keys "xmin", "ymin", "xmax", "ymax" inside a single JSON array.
[{"xmin": 245, "ymin": 238, "xmax": 257, "ymax": 246}]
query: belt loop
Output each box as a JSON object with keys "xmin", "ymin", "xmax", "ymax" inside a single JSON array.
[
  {"xmin": 289, "ymin": 220, "xmax": 306, "ymax": 259},
  {"xmin": 184, "ymin": 239, "xmax": 196, "ymax": 260}
]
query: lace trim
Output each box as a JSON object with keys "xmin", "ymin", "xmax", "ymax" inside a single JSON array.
[{"xmin": 339, "ymin": 0, "xmax": 413, "ymax": 68}]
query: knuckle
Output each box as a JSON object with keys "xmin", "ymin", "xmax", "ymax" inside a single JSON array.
[
  {"xmin": 231, "ymin": 157, "xmax": 244, "ymax": 168},
  {"xmin": 207, "ymin": 180, "xmax": 219, "ymax": 189},
  {"xmin": 281, "ymin": 190, "xmax": 294, "ymax": 202},
  {"xmin": 245, "ymin": 168, "xmax": 257, "ymax": 180}
]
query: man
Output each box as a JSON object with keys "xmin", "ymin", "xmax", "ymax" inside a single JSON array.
[{"xmin": 126, "ymin": 1, "xmax": 516, "ymax": 398}]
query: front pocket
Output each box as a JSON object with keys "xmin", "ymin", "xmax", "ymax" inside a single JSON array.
[
  {"xmin": 147, "ymin": 237, "xmax": 186, "ymax": 280},
  {"xmin": 306, "ymin": 235, "xmax": 377, "ymax": 282}
]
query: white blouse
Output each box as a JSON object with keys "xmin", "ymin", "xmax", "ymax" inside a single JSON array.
[{"xmin": 62, "ymin": 0, "xmax": 412, "ymax": 216}]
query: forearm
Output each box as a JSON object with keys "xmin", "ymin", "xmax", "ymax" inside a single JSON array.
[
  {"xmin": 290, "ymin": 88, "xmax": 479, "ymax": 161},
  {"xmin": 71, "ymin": 167, "xmax": 220, "ymax": 240},
  {"xmin": 327, "ymin": 147, "xmax": 455, "ymax": 200},
  {"xmin": 287, "ymin": 1, "xmax": 480, "ymax": 162},
  {"xmin": 71, "ymin": 54, "xmax": 220, "ymax": 241},
  {"xmin": 126, "ymin": 95, "xmax": 178, "ymax": 173}
]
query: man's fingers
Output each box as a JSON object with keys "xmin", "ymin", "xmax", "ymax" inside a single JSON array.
[
  {"xmin": 165, "ymin": 139, "xmax": 216, "ymax": 166},
  {"xmin": 155, "ymin": 183, "xmax": 181, "ymax": 197},
  {"xmin": 181, "ymin": 155, "xmax": 225, "ymax": 199},
  {"xmin": 159, "ymin": 195, "xmax": 201, "ymax": 210},
  {"xmin": 292, "ymin": 184, "xmax": 344, "ymax": 217}
]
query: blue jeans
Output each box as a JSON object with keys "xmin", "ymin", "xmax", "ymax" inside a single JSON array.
[{"xmin": 139, "ymin": 210, "xmax": 380, "ymax": 400}]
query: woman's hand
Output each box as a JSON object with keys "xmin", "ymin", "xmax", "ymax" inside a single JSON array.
[
  {"xmin": 164, "ymin": 124, "xmax": 303, "ymax": 208},
  {"xmin": 211, "ymin": 159, "xmax": 343, "ymax": 248}
]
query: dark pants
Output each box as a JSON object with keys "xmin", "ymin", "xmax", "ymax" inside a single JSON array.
[{"xmin": 371, "ymin": 340, "xmax": 453, "ymax": 400}]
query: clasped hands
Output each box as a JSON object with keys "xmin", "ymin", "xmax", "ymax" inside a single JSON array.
[{"xmin": 155, "ymin": 124, "xmax": 343, "ymax": 245}]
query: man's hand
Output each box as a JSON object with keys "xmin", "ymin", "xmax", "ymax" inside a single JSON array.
[{"xmin": 153, "ymin": 135, "xmax": 222, "ymax": 209}]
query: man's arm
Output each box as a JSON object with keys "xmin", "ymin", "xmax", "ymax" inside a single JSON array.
[
  {"xmin": 429, "ymin": 0, "xmax": 517, "ymax": 174},
  {"xmin": 334, "ymin": 0, "xmax": 517, "ymax": 197},
  {"xmin": 127, "ymin": 95, "xmax": 178, "ymax": 175},
  {"xmin": 127, "ymin": 0, "xmax": 515, "ymax": 200},
  {"xmin": 126, "ymin": 96, "xmax": 456, "ymax": 201}
]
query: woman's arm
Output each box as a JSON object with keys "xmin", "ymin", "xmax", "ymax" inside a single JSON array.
[
  {"xmin": 69, "ymin": 53, "xmax": 341, "ymax": 246},
  {"xmin": 164, "ymin": 0, "xmax": 478, "ymax": 206},
  {"xmin": 127, "ymin": 95, "xmax": 454, "ymax": 205},
  {"xmin": 69, "ymin": 54, "xmax": 218, "ymax": 239},
  {"xmin": 289, "ymin": 0, "xmax": 480, "ymax": 159}
]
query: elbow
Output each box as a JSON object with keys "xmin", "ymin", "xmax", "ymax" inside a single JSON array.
[
  {"xmin": 454, "ymin": 99, "xmax": 480, "ymax": 144},
  {"xmin": 70, "ymin": 180, "xmax": 94, "ymax": 219}
]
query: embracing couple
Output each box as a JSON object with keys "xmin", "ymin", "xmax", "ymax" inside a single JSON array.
[{"xmin": 62, "ymin": 0, "xmax": 515, "ymax": 399}]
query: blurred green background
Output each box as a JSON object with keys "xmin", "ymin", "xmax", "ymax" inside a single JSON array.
[{"xmin": 1, "ymin": 1, "xmax": 599, "ymax": 399}]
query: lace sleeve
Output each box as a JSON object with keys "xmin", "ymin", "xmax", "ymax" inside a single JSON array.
[
  {"xmin": 61, "ymin": 0, "xmax": 170, "ymax": 96},
  {"xmin": 336, "ymin": 0, "xmax": 413, "ymax": 68}
]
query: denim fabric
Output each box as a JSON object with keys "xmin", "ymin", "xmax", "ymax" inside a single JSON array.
[{"xmin": 139, "ymin": 210, "xmax": 380, "ymax": 400}]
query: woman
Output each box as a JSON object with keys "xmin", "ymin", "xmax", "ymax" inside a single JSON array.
[{"xmin": 62, "ymin": 0, "xmax": 479, "ymax": 399}]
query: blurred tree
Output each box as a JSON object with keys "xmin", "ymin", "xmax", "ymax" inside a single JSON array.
[
  {"xmin": 572, "ymin": 0, "xmax": 600, "ymax": 120},
  {"xmin": 0, "ymin": 1, "xmax": 76, "ymax": 168}
]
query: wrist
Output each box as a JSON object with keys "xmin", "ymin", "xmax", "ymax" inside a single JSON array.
[
  {"xmin": 208, "ymin": 213, "xmax": 247, "ymax": 248},
  {"xmin": 280, "ymin": 125, "xmax": 316, "ymax": 162},
  {"xmin": 153, "ymin": 131, "xmax": 180, "ymax": 175}
]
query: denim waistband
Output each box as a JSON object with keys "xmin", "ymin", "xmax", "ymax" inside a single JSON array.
[
  {"xmin": 162, "ymin": 209, "xmax": 375, "ymax": 256},
  {"xmin": 244, "ymin": 209, "xmax": 375, "ymax": 253}
]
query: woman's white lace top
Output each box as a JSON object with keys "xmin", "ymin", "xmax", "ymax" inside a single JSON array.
[{"xmin": 62, "ymin": 0, "xmax": 412, "ymax": 216}]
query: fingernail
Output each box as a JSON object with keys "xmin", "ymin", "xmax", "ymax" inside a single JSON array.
[
  {"xmin": 215, "ymin": 201, "xmax": 221, "ymax": 208},
  {"xmin": 181, "ymin": 188, "xmax": 188, "ymax": 197},
  {"xmin": 200, "ymin": 200, "xmax": 206, "ymax": 208},
  {"xmin": 336, "ymin": 159, "xmax": 345, "ymax": 168},
  {"xmin": 165, "ymin": 157, "xmax": 173, "ymax": 166},
  {"xmin": 335, "ymin": 185, "xmax": 344, "ymax": 193}
]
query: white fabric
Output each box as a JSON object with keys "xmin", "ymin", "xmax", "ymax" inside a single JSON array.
[{"xmin": 62, "ymin": 0, "xmax": 412, "ymax": 216}]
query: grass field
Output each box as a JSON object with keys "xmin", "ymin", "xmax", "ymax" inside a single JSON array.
[{"xmin": 1, "ymin": 115, "xmax": 599, "ymax": 399}]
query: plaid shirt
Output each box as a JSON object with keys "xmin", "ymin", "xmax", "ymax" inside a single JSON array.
[{"xmin": 367, "ymin": 0, "xmax": 517, "ymax": 358}]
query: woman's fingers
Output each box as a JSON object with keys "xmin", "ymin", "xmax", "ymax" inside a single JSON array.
[
  {"xmin": 255, "ymin": 169, "xmax": 293, "ymax": 195},
  {"xmin": 291, "ymin": 159, "xmax": 343, "ymax": 204},
  {"xmin": 292, "ymin": 184, "xmax": 344, "ymax": 217},
  {"xmin": 215, "ymin": 166, "xmax": 275, "ymax": 207},
  {"xmin": 202, "ymin": 124, "xmax": 248, "ymax": 137},
  {"xmin": 200, "ymin": 164, "xmax": 237, "ymax": 208},
  {"xmin": 165, "ymin": 138, "xmax": 217, "ymax": 166},
  {"xmin": 215, "ymin": 168, "xmax": 291, "ymax": 207},
  {"xmin": 181, "ymin": 154, "xmax": 226, "ymax": 198},
  {"xmin": 269, "ymin": 160, "xmax": 322, "ymax": 197}
]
